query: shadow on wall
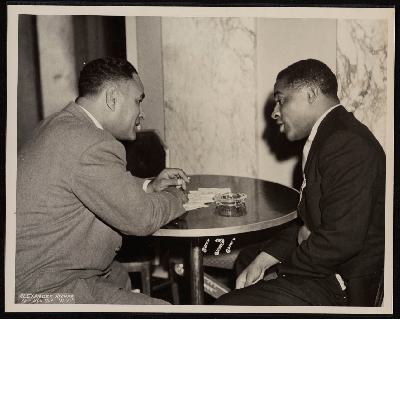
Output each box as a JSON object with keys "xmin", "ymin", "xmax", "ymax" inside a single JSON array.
[{"xmin": 262, "ymin": 93, "xmax": 305, "ymax": 190}]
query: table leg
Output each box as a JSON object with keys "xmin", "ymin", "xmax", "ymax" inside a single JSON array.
[{"xmin": 189, "ymin": 237, "xmax": 204, "ymax": 305}]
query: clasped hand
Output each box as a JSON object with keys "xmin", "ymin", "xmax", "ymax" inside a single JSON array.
[
  {"xmin": 235, "ymin": 252, "xmax": 279, "ymax": 289},
  {"xmin": 146, "ymin": 168, "xmax": 190, "ymax": 203}
]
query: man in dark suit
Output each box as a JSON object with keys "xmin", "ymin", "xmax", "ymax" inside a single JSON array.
[
  {"xmin": 16, "ymin": 57, "xmax": 189, "ymax": 305},
  {"xmin": 215, "ymin": 59, "xmax": 385, "ymax": 307}
]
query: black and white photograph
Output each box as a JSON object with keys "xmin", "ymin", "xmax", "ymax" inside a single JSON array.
[{"xmin": 5, "ymin": 4, "xmax": 395, "ymax": 313}]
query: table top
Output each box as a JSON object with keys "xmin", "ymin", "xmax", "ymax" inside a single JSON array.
[{"xmin": 153, "ymin": 175, "xmax": 299, "ymax": 237}]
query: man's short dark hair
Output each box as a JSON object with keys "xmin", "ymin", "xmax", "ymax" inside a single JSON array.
[
  {"xmin": 78, "ymin": 57, "xmax": 138, "ymax": 98},
  {"xmin": 277, "ymin": 59, "xmax": 338, "ymax": 98}
]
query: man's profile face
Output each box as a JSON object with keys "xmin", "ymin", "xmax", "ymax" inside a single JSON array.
[
  {"xmin": 272, "ymin": 78, "xmax": 314, "ymax": 142},
  {"xmin": 113, "ymin": 75, "xmax": 145, "ymax": 141}
]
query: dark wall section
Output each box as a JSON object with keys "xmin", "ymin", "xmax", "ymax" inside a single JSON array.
[
  {"xmin": 17, "ymin": 15, "xmax": 42, "ymax": 151},
  {"xmin": 73, "ymin": 16, "xmax": 126, "ymax": 82}
]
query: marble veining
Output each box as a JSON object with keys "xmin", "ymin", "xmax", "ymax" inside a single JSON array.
[
  {"xmin": 36, "ymin": 16, "xmax": 78, "ymax": 117},
  {"xmin": 161, "ymin": 17, "xmax": 257, "ymax": 177},
  {"xmin": 336, "ymin": 19, "xmax": 388, "ymax": 150}
]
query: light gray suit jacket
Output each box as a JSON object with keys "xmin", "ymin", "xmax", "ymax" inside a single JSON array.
[{"xmin": 16, "ymin": 102, "xmax": 186, "ymax": 294}]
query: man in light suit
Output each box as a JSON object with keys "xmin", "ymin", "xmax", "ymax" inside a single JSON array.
[
  {"xmin": 16, "ymin": 57, "xmax": 189, "ymax": 305},
  {"xmin": 215, "ymin": 59, "xmax": 385, "ymax": 307}
]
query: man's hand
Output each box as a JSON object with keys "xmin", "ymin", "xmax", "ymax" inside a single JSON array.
[
  {"xmin": 236, "ymin": 252, "xmax": 280, "ymax": 289},
  {"xmin": 163, "ymin": 186, "xmax": 189, "ymax": 204},
  {"xmin": 147, "ymin": 168, "xmax": 190, "ymax": 192}
]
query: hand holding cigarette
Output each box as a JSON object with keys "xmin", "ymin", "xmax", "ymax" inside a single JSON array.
[{"xmin": 147, "ymin": 168, "xmax": 190, "ymax": 193}]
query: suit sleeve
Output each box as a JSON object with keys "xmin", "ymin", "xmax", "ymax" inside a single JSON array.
[
  {"xmin": 70, "ymin": 139, "xmax": 186, "ymax": 236},
  {"xmin": 279, "ymin": 131, "xmax": 383, "ymax": 276}
]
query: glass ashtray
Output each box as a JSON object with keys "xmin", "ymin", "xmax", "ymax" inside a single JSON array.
[
  {"xmin": 214, "ymin": 192, "xmax": 247, "ymax": 207},
  {"xmin": 214, "ymin": 192, "xmax": 247, "ymax": 217}
]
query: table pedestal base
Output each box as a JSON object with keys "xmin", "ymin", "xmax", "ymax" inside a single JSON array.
[{"xmin": 189, "ymin": 237, "xmax": 204, "ymax": 305}]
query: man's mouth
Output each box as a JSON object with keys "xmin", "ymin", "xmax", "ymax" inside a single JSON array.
[{"xmin": 277, "ymin": 123, "xmax": 285, "ymax": 133}]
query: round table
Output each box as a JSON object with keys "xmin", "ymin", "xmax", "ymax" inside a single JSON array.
[{"xmin": 153, "ymin": 175, "xmax": 299, "ymax": 304}]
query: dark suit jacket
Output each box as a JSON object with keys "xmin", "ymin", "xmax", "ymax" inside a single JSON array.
[
  {"xmin": 16, "ymin": 102, "xmax": 186, "ymax": 294},
  {"xmin": 261, "ymin": 106, "xmax": 386, "ymax": 281}
]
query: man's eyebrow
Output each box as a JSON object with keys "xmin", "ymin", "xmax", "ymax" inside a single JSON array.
[
  {"xmin": 140, "ymin": 93, "xmax": 145, "ymax": 100},
  {"xmin": 274, "ymin": 91, "xmax": 282, "ymax": 97}
]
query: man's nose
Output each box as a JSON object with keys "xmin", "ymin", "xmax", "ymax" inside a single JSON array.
[{"xmin": 271, "ymin": 105, "xmax": 280, "ymax": 120}]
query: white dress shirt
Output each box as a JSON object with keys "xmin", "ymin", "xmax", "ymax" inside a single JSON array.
[
  {"xmin": 302, "ymin": 104, "xmax": 341, "ymax": 173},
  {"xmin": 78, "ymin": 104, "xmax": 104, "ymax": 130}
]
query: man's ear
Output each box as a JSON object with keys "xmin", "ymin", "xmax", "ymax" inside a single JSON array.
[
  {"xmin": 307, "ymin": 85, "xmax": 319, "ymax": 104},
  {"xmin": 106, "ymin": 86, "xmax": 118, "ymax": 111}
]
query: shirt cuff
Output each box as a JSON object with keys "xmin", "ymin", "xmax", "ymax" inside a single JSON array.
[{"xmin": 143, "ymin": 179, "xmax": 152, "ymax": 192}]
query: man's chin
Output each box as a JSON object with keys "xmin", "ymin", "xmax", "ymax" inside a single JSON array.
[
  {"xmin": 284, "ymin": 129, "xmax": 296, "ymax": 142},
  {"xmin": 283, "ymin": 130, "xmax": 292, "ymax": 141},
  {"xmin": 126, "ymin": 130, "xmax": 137, "ymax": 141},
  {"xmin": 280, "ymin": 125, "xmax": 293, "ymax": 141},
  {"xmin": 120, "ymin": 134, "xmax": 136, "ymax": 142}
]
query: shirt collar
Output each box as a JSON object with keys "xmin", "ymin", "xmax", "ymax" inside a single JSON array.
[
  {"xmin": 77, "ymin": 104, "xmax": 103, "ymax": 130},
  {"xmin": 307, "ymin": 104, "xmax": 341, "ymax": 145}
]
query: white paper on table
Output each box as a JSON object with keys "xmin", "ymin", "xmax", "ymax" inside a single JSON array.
[
  {"xmin": 183, "ymin": 203, "xmax": 209, "ymax": 211},
  {"xmin": 188, "ymin": 195, "xmax": 215, "ymax": 203},
  {"xmin": 197, "ymin": 188, "xmax": 231, "ymax": 194},
  {"xmin": 184, "ymin": 187, "xmax": 232, "ymax": 211}
]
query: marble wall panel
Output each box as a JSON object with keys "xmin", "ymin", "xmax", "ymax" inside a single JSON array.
[
  {"xmin": 256, "ymin": 18, "xmax": 337, "ymax": 189},
  {"xmin": 161, "ymin": 17, "xmax": 257, "ymax": 177},
  {"xmin": 18, "ymin": 15, "xmax": 42, "ymax": 150},
  {"xmin": 136, "ymin": 17, "xmax": 166, "ymax": 140},
  {"xmin": 337, "ymin": 19, "xmax": 388, "ymax": 150},
  {"xmin": 37, "ymin": 16, "xmax": 78, "ymax": 117}
]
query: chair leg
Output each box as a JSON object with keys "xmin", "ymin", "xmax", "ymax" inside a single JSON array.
[
  {"xmin": 122, "ymin": 262, "xmax": 152, "ymax": 296},
  {"xmin": 171, "ymin": 282, "xmax": 180, "ymax": 305},
  {"xmin": 140, "ymin": 263, "xmax": 151, "ymax": 296},
  {"xmin": 151, "ymin": 251, "xmax": 181, "ymax": 305},
  {"xmin": 153, "ymin": 237, "xmax": 161, "ymax": 267},
  {"xmin": 167, "ymin": 258, "xmax": 180, "ymax": 305},
  {"xmin": 123, "ymin": 255, "xmax": 180, "ymax": 303}
]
